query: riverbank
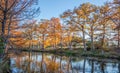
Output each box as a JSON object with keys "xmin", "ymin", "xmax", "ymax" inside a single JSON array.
[{"xmin": 9, "ymin": 48, "xmax": 120, "ymax": 60}]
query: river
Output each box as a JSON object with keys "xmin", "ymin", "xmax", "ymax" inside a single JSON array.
[{"xmin": 8, "ymin": 52, "xmax": 120, "ymax": 73}]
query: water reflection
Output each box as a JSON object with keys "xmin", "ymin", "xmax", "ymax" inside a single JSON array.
[{"xmin": 9, "ymin": 52, "xmax": 120, "ymax": 73}]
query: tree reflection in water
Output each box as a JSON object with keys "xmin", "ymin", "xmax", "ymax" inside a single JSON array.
[{"xmin": 9, "ymin": 52, "xmax": 120, "ymax": 73}]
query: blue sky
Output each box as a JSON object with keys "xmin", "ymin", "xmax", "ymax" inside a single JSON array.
[{"xmin": 38, "ymin": 0, "xmax": 112, "ymax": 20}]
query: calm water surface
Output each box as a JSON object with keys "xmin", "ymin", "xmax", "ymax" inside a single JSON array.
[{"xmin": 9, "ymin": 52, "xmax": 120, "ymax": 73}]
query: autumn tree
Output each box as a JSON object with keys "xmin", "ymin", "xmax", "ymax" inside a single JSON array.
[
  {"xmin": 9, "ymin": 25, "xmax": 26, "ymax": 48},
  {"xmin": 109, "ymin": 0, "xmax": 120, "ymax": 48},
  {"xmin": 82, "ymin": 4, "xmax": 99, "ymax": 50},
  {"xmin": 0, "ymin": 0, "xmax": 40, "ymax": 54},
  {"xmin": 98, "ymin": 3, "xmax": 112, "ymax": 51},
  {"xmin": 47, "ymin": 17, "xmax": 62, "ymax": 49},
  {"xmin": 38, "ymin": 19, "xmax": 49, "ymax": 50},
  {"xmin": 61, "ymin": 3, "xmax": 97, "ymax": 51},
  {"xmin": 59, "ymin": 25, "xmax": 64, "ymax": 49},
  {"xmin": 22, "ymin": 20, "xmax": 37, "ymax": 49}
]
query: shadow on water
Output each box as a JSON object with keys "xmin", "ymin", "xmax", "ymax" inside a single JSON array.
[{"xmin": 8, "ymin": 52, "xmax": 120, "ymax": 73}]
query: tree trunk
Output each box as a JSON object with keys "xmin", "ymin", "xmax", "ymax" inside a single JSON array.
[
  {"xmin": 82, "ymin": 26, "xmax": 86, "ymax": 51},
  {"xmin": 83, "ymin": 58, "xmax": 86, "ymax": 73},
  {"xmin": 60, "ymin": 30, "xmax": 63, "ymax": 49},
  {"xmin": 1, "ymin": 8, "xmax": 7, "ymax": 55},
  {"xmin": 68, "ymin": 32, "xmax": 72, "ymax": 50},
  {"xmin": 28, "ymin": 52, "xmax": 31, "ymax": 73},
  {"xmin": 101, "ymin": 62, "xmax": 105, "ymax": 73},
  {"xmin": 40, "ymin": 53, "xmax": 44, "ymax": 73},
  {"xmin": 5, "ymin": 15, "xmax": 13, "ymax": 53},
  {"xmin": 118, "ymin": 63, "xmax": 120, "ymax": 73},
  {"xmin": 67, "ymin": 57, "xmax": 71, "ymax": 73},
  {"xmin": 118, "ymin": 29, "xmax": 120, "ymax": 48},
  {"xmin": 102, "ymin": 24, "xmax": 106, "ymax": 54},
  {"xmin": 91, "ymin": 59, "xmax": 94, "ymax": 73},
  {"xmin": 42, "ymin": 34, "xmax": 45, "ymax": 50},
  {"xmin": 59, "ymin": 56, "xmax": 62, "ymax": 72},
  {"xmin": 91, "ymin": 26, "xmax": 94, "ymax": 51},
  {"xmin": 60, "ymin": 36, "xmax": 63, "ymax": 49}
]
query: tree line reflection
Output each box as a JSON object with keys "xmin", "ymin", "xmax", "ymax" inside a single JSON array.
[{"xmin": 10, "ymin": 52, "xmax": 120, "ymax": 73}]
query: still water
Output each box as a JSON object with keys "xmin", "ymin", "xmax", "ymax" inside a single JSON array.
[{"xmin": 9, "ymin": 52, "xmax": 120, "ymax": 73}]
